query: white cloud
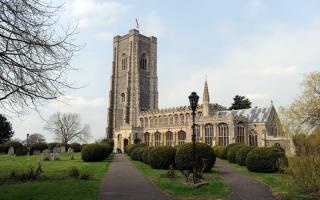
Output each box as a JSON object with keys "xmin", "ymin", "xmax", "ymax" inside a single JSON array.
[
  {"xmin": 142, "ymin": 11, "xmax": 166, "ymax": 37},
  {"xmin": 66, "ymin": 0, "xmax": 129, "ymax": 28},
  {"xmin": 95, "ymin": 31, "xmax": 114, "ymax": 42}
]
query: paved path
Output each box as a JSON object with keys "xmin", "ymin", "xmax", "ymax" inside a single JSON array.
[
  {"xmin": 100, "ymin": 154, "xmax": 172, "ymax": 200},
  {"xmin": 215, "ymin": 159, "xmax": 275, "ymax": 200}
]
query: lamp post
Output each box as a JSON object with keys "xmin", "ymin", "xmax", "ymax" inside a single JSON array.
[
  {"xmin": 26, "ymin": 133, "xmax": 30, "ymax": 155},
  {"xmin": 189, "ymin": 92, "xmax": 199, "ymax": 184}
]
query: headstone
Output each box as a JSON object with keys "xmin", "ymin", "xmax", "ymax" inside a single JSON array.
[
  {"xmin": 8, "ymin": 146, "xmax": 15, "ymax": 155},
  {"xmin": 53, "ymin": 147, "xmax": 60, "ymax": 153},
  {"xmin": 67, "ymin": 148, "xmax": 74, "ymax": 154},
  {"xmin": 60, "ymin": 146, "xmax": 66, "ymax": 153},
  {"xmin": 42, "ymin": 149, "xmax": 51, "ymax": 161},
  {"xmin": 53, "ymin": 152, "xmax": 61, "ymax": 160},
  {"xmin": 33, "ymin": 150, "xmax": 41, "ymax": 155}
]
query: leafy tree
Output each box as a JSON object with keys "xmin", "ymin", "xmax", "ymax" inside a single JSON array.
[
  {"xmin": 229, "ymin": 95, "xmax": 252, "ymax": 110},
  {"xmin": 0, "ymin": 0, "xmax": 79, "ymax": 114},
  {"xmin": 45, "ymin": 113, "xmax": 90, "ymax": 145},
  {"xmin": 280, "ymin": 71, "xmax": 320, "ymax": 134},
  {"xmin": 0, "ymin": 114, "xmax": 14, "ymax": 144}
]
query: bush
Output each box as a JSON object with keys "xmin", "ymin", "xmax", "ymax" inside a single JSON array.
[
  {"xmin": 47, "ymin": 142, "xmax": 59, "ymax": 150},
  {"xmin": 141, "ymin": 146, "xmax": 155, "ymax": 164},
  {"xmin": 126, "ymin": 144, "xmax": 146, "ymax": 155},
  {"xmin": 16, "ymin": 146, "xmax": 28, "ymax": 156},
  {"xmin": 0, "ymin": 144, "xmax": 5, "ymax": 153},
  {"xmin": 175, "ymin": 142, "xmax": 216, "ymax": 172},
  {"xmin": 4, "ymin": 141, "xmax": 23, "ymax": 153},
  {"xmin": 213, "ymin": 146, "xmax": 225, "ymax": 158},
  {"xmin": 227, "ymin": 144, "xmax": 245, "ymax": 163},
  {"xmin": 148, "ymin": 146, "xmax": 176, "ymax": 169},
  {"xmin": 130, "ymin": 147, "xmax": 144, "ymax": 161},
  {"xmin": 220, "ymin": 143, "xmax": 240, "ymax": 159},
  {"xmin": 246, "ymin": 147, "xmax": 287, "ymax": 172},
  {"xmin": 236, "ymin": 146, "xmax": 256, "ymax": 166},
  {"xmin": 69, "ymin": 143, "xmax": 81, "ymax": 152},
  {"xmin": 81, "ymin": 143, "xmax": 112, "ymax": 162},
  {"xmin": 31, "ymin": 143, "xmax": 48, "ymax": 153}
]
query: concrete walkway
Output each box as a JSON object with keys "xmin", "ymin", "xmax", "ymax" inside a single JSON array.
[
  {"xmin": 100, "ymin": 154, "xmax": 172, "ymax": 200},
  {"xmin": 215, "ymin": 159, "xmax": 275, "ymax": 200}
]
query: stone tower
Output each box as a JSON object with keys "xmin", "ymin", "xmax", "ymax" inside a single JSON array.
[
  {"xmin": 203, "ymin": 80, "xmax": 210, "ymax": 116},
  {"xmin": 107, "ymin": 29, "xmax": 158, "ymax": 139}
]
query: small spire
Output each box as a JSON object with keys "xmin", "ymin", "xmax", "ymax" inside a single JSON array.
[
  {"xmin": 203, "ymin": 79, "xmax": 209, "ymax": 102},
  {"xmin": 271, "ymin": 100, "xmax": 274, "ymax": 106}
]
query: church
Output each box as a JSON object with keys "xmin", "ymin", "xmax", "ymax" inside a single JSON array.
[{"xmin": 106, "ymin": 29, "xmax": 291, "ymax": 153}]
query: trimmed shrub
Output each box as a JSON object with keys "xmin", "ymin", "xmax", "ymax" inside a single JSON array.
[
  {"xmin": 130, "ymin": 147, "xmax": 144, "ymax": 161},
  {"xmin": 148, "ymin": 146, "xmax": 176, "ymax": 169},
  {"xmin": 141, "ymin": 146, "xmax": 155, "ymax": 164},
  {"xmin": 213, "ymin": 146, "xmax": 225, "ymax": 158},
  {"xmin": 31, "ymin": 143, "xmax": 48, "ymax": 153},
  {"xmin": 0, "ymin": 144, "xmax": 5, "ymax": 153},
  {"xmin": 236, "ymin": 146, "xmax": 256, "ymax": 166},
  {"xmin": 69, "ymin": 143, "xmax": 81, "ymax": 152},
  {"xmin": 16, "ymin": 146, "xmax": 28, "ymax": 156},
  {"xmin": 4, "ymin": 141, "xmax": 23, "ymax": 153},
  {"xmin": 220, "ymin": 143, "xmax": 240, "ymax": 159},
  {"xmin": 175, "ymin": 142, "xmax": 216, "ymax": 172},
  {"xmin": 246, "ymin": 147, "xmax": 287, "ymax": 172},
  {"xmin": 47, "ymin": 142, "xmax": 59, "ymax": 150},
  {"xmin": 126, "ymin": 144, "xmax": 146, "ymax": 155},
  {"xmin": 81, "ymin": 143, "xmax": 112, "ymax": 162},
  {"xmin": 227, "ymin": 145, "xmax": 246, "ymax": 163}
]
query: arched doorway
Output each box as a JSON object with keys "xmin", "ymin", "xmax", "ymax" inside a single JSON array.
[{"xmin": 123, "ymin": 139, "xmax": 129, "ymax": 150}]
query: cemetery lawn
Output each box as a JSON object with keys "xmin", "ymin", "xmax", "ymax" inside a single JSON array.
[
  {"xmin": 0, "ymin": 153, "xmax": 114, "ymax": 200},
  {"xmin": 130, "ymin": 159, "xmax": 231, "ymax": 200}
]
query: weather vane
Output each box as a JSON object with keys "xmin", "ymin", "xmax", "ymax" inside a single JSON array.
[{"xmin": 135, "ymin": 18, "xmax": 140, "ymax": 29}]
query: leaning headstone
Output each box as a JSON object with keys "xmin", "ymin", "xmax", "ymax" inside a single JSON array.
[
  {"xmin": 8, "ymin": 146, "xmax": 15, "ymax": 155},
  {"xmin": 60, "ymin": 146, "xmax": 66, "ymax": 153},
  {"xmin": 42, "ymin": 149, "xmax": 51, "ymax": 161},
  {"xmin": 33, "ymin": 150, "xmax": 41, "ymax": 155},
  {"xmin": 53, "ymin": 152, "xmax": 61, "ymax": 160}
]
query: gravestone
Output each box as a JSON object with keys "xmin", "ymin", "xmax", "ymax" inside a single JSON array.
[
  {"xmin": 53, "ymin": 152, "xmax": 61, "ymax": 160},
  {"xmin": 8, "ymin": 146, "xmax": 15, "ymax": 155},
  {"xmin": 68, "ymin": 148, "xmax": 75, "ymax": 160},
  {"xmin": 33, "ymin": 150, "xmax": 41, "ymax": 155},
  {"xmin": 60, "ymin": 146, "xmax": 66, "ymax": 153},
  {"xmin": 53, "ymin": 147, "xmax": 60, "ymax": 153},
  {"xmin": 67, "ymin": 148, "xmax": 74, "ymax": 154},
  {"xmin": 42, "ymin": 149, "xmax": 51, "ymax": 161}
]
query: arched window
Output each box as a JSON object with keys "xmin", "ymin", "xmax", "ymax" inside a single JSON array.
[
  {"xmin": 140, "ymin": 118, "xmax": 144, "ymax": 127},
  {"xmin": 197, "ymin": 112, "xmax": 203, "ymax": 118},
  {"xmin": 155, "ymin": 132, "xmax": 161, "ymax": 146},
  {"xmin": 218, "ymin": 123, "xmax": 229, "ymax": 146},
  {"xmin": 205, "ymin": 124, "xmax": 214, "ymax": 146},
  {"xmin": 121, "ymin": 93, "xmax": 125, "ymax": 103},
  {"xmin": 140, "ymin": 53, "xmax": 147, "ymax": 71},
  {"xmin": 194, "ymin": 124, "xmax": 200, "ymax": 142},
  {"xmin": 178, "ymin": 131, "xmax": 186, "ymax": 145},
  {"xmin": 159, "ymin": 116, "xmax": 163, "ymax": 127},
  {"xmin": 144, "ymin": 117, "xmax": 148, "ymax": 128},
  {"xmin": 180, "ymin": 114, "xmax": 184, "ymax": 125},
  {"xmin": 174, "ymin": 115, "xmax": 179, "ymax": 125},
  {"xmin": 236, "ymin": 122, "xmax": 245, "ymax": 144},
  {"xmin": 121, "ymin": 54, "xmax": 127, "ymax": 70},
  {"xmin": 169, "ymin": 115, "xmax": 173, "ymax": 126},
  {"xmin": 271, "ymin": 117, "xmax": 278, "ymax": 137},
  {"xmin": 163, "ymin": 116, "xmax": 168, "ymax": 126},
  {"xmin": 144, "ymin": 132, "xmax": 150, "ymax": 146},
  {"xmin": 150, "ymin": 118, "xmax": 153, "ymax": 127},
  {"xmin": 249, "ymin": 130, "xmax": 258, "ymax": 146},
  {"xmin": 165, "ymin": 131, "xmax": 173, "ymax": 146},
  {"xmin": 154, "ymin": 117, "xmax": 158, "ymax": 127}
]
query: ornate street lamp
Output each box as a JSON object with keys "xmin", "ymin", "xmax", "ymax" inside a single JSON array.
[{"xmin": 189, "ymin": 92, "xmax": 199, "ymax": 184}]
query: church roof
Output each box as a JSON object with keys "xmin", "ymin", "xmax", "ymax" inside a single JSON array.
[{"xmin": 215, "ymin": 107, "xmax": 270, "ymax": 123}]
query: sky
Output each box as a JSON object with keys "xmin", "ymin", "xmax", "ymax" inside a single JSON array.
[{"xmin": 6, "ymin": 0, "xmax": 320, "ymax": 142}]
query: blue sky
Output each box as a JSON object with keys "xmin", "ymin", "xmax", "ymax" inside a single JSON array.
[{"xmin": 8, "ymin": 0, "xmax": 320, "ymax": 142}]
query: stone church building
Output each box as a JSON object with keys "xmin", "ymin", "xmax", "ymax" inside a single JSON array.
[{"xmin": 107, "ymin": 29, "xmax": 291, "ymax": 153}]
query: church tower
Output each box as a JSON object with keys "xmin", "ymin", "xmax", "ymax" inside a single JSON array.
[
  {"xmin": 203, "ymin": 79, "xmax": 210, "ymax": 116},
  {"xmin": 107, "ymin": 29, "xmax": 158, "ymax": 139}
]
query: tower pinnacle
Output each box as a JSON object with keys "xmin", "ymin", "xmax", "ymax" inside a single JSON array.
[{"xmin": 203, "ymin": 79, "xmax": 210, "ymax": 102}]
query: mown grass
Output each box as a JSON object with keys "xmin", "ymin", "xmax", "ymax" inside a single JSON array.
[
  {"xmin": 0, "ymin": 153, "xmax": 113, "ymax": 200},
  {"xmin": 130, "ymin": 158, "xmax": 231, "ymax": 200}
]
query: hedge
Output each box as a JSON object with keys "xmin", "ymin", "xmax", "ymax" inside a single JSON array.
[
  {"xmin": 69, "ymin": 143, "xmax": 82, "ymax": 152},
  {"xmin": 16, "ymin": 146, "xmax": 28, "ymax": 156},
  {"xmin": 130, "ymin": 147, "xmax": 145, "ymax": 161},
  {"xmin": 236, "ymin": 146, "xmax": 256, "ymax": 166},
  {"xmin": 220, "ymin": 143, "xmax": 241, "ymax": 159},
  {"xmin": 175, "ymin": 142, "xmax": 216, "ymax": 172},
  {"xmin": 126, "ymin": 144, "xmax": 146, "ymax": 155},
  {"xmin": 81, "ymin": 143, "xmax": 112, "ymax": 162},
  {"xmin": 141, "ymin": 146, "xmax": 155, "ymax": 164},
  {"xmin": 227, "ymin": 144, "xmax": 246, "ymax": 163},
  {"xmin": 4, "ymin": 141, "xmax": 23, "ymax": 153},
  {"xmin": 213, "ymin": 146, "xmax": 226, "ymax": 158},
  {"xmin": 31, "ymin": 143, "xmax": 48, "ymax": 153},
  {"xmin": 246, "ymin": 147, "xmax": 287, "ymax": 172},
  {"xmin": 148, "ymin": 146, "xmax": 176, "ymax": 169}
]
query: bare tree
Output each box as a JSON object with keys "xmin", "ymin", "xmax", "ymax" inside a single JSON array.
[
  {"xmin": 0, "ymin": 0, "xmax": 79, "ymax": 114},
  {"xmin": 45, "ymin": 112, "xmax": 90, "ymax": 144}
]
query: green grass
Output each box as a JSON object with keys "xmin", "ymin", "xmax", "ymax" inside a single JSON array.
[
  {"xmin": 130, "ymin": 158, "xmax": 231, "ymax": 200},
  {"xmin": 219, "ymin": 159, "xmax": 289, "ymax": 197},
  {"xmin": 0, "ymin": 153, "xmax": 113, "ymax": 200}
]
